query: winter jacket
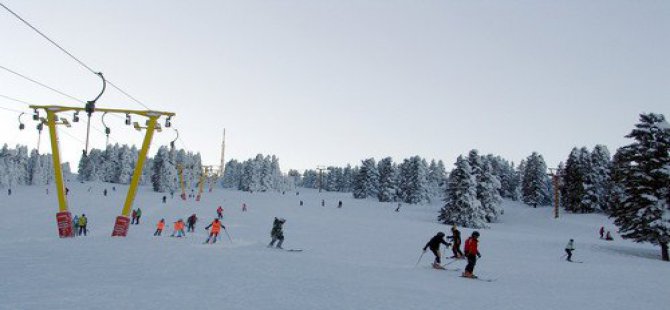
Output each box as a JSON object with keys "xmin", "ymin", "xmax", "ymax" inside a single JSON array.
[
  {"xmin": 271, "ymin": 218, "xmax": 284, "ymax": 238},
  {"xmin": 187, "ymin": 215, "xmax": 197, "ymax": 225},
  {"xmin": 78, "ymin": 216, "xmax": 87, "ymax": 226},
  {"xmin": 464, "ymin": 237, "xmax": 480, "ymax": 257},
  {"xmin": 136, "ymin": 209, "xmax": 142, "ymax": 217},
  {"xmin": 565, "ymin": 240, "xmax": 575, "ymax": 250},
  {"xmin": 73, "ymin": 216, "xmax": 80, "ymax": 227},
  {"xmin": 424, "ymin": 235, "xmax": 449, "ymax": 252},
  {"xmin": 157, "ymin": 221, "xmax": 165, "ymax": 230},
  {"xmin": 448, "ymin": 229, "xmax": 462, "ymax": 245}
]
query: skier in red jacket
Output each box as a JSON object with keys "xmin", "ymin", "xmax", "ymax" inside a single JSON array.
[{"xmin": 462, "ymin": 231, "xmax": 481, "ymax": 278}]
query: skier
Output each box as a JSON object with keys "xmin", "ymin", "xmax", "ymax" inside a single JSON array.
[
  {"xmin": 65, "ymin": 187, "xmax": 69, "ymax": 195},
  {"xmin": 447, "ymin": 225, "xmax": 464, "ymax": 259},
  {"xmin": 103, "ymin": 189, "xmax": 107, "ymax": 196},
  {"xmin": 7, "ymin": 188, "xmax": 11, "ymax": 196},
  {"xmin": 299, "ymin": 200, "xmax": 303, "ymax": 206},
  {"xmin": 242, "ymin": 203, "xmax": 247, "ymax": 212},
  {"xmin": 216, "ymin": 206, "xmax": 224, "ymax": 219},
  {"xmin": 565, "ymin": 239, "xmax": 575, "ymax": 262},
  {"xmin": 268, "ymin": 217, "xmax": 286, "ymax": 249},
  {"xmin": 462, "ymin": 231, "xmax": 482, "ymax": 278},
  {"xmin": 337, "ymin": 200, "xmax": 343, "ymax": 208},
  {"xmin": 135, "ymin": 208, "xmax": 142, "ymax": 225},
  {"xmin": 395, "ymin": 203, "xmax": 401, "ymax": 212},
  {"xmin": 422, "ymin": 232, "xmax": 451, "ymax": 269},
  {"xmin": 162, "ymin": 196, "xmax": 167, "ymax": 204},
  {"xmin": 605, "ymin": 231, "xmax": 614, "ymax": 241},
  {"xmin": 321, "ymin": 199, "xmax": 325, "ymax": 207},
  {"xmin": 599, "ymin": 226, "xmax": 605, "ymax": 239},
  {"xmin": 131, "ymin": 209, "xmax": 137, "ymax": 224},
  {"xmin": 154, "ymin": 219, "xmax": 165, "ymax": 236},
  {"xmin": 171, "ymin": 219, "xmax": 186, "ymax": 237},
  {"xmin": 204, "ymin": 218, "xmax": 226, "ymax": 244},
  {"xmin": 187, "ymin": 214, "xmax": 198, "ymax": 232},
  {"xmin": 78, "ymin": 214, "xmax": 88, "ymax": 236},
  {"xmin": 72, "ymin": 215, "xmax": 80, "ymax": 236}
]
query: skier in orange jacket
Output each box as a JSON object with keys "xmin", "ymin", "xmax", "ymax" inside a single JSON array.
[
  {"xmin": 154, "ymin": 219, "xmax": 165, "ymax": 236},
  {"xmin": 462, "ymin": 231, "xmax": 482, "ymax": 278},
  {"xmin": 204, "ymin": 218, "xmax": 226, "ymax": 244}
]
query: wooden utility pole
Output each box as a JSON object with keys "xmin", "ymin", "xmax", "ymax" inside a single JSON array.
[
  {"xmin": 548, "ymin": 168, "xmax": 560, "ymax": 219},
  {"xmin": 316, "ymin": 166, "xmax": 326, "ymax": 193}
]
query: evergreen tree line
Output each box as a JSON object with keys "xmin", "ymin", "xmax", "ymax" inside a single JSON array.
[
  {"xmin": 77, "ymin": 144, "xmax": 203, "ymax": 193},
  {"xmin": 438, "ymin": 150, "xmax": 546, "ymax": 228},
  {"xmin": 221, "ymin": 154, "xmax": 294, "ymax": 192},
  {"xmin": 0, "ymin": 144, "xmax": 70, "ymax": 188}
]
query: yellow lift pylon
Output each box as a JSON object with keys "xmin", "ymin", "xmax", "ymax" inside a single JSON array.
[{"xmin": 29, "ymin": 105, "xmax": 175, "ymax": 238}]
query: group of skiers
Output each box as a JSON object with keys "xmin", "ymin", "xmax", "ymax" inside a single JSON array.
[
  {"xmin": 71, "ymin": 214, "xmax": 88, "ymax": 236},
  {"xmin": 131, "ymin": 208, "xmax": 142, "ymax": 225},
  {"xmin": 423, "ymin": 226, "xmax": 481, "ymax": 278}
]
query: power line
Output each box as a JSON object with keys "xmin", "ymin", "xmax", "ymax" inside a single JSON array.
[
  {"xmin": 0, "ymin": 65, "xmax": 85, "ymax": 103},
  {"xmin": 0, "ymin": 3, "xmax": 152, "ymax": 111}
]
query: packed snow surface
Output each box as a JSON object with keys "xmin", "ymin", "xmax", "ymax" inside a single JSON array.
[{"xmin": 1, "ymin": 182, "xmax": 668, "ymax": 310}]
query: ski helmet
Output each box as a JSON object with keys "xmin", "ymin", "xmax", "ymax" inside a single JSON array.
[{"xmin": 472, "ymin": 231, "xmax": 480, "ymax": 237}]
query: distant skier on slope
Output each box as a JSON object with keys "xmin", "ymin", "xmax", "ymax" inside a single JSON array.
[
  {"xmin": 565, "ymin": 239, "xmax": 575, "ymax": 262},
  {"xmin": 423, "ymin": 232, "xmax": 451, "ymax": 269},
  {"xmin": 78, "ymin": 214, "xmax": 88, "ymax": 236},
  {"xmin": 204, "ymin": 218, "xmax": 226, "ymax": 244},
  {"xmin": 268, "ymin": 217, "xmax": 286, "ymax": 249},
  {"xmin": 605, "ymin": 231, "xmax": 614, "ymax": 241},
  {"xmin": 217, "ymin": 206, "xmax": 224, "ymax": 219},
  {"xmin": 171, "ymin": 219, "xmax": 186, "ymax": 238},
  {"xmin": 599, "ymin": 226, "xmax": 605, "ymax": 239},
  {"xmin": 462, "ymin": 231, "xmax": 481, "ymax": 278},
  {"xmin": 447, "ymin": 225, "xmax": 464, "ymax": 259}
]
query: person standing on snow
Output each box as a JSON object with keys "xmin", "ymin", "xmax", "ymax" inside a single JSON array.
[
  {"xmin": 204, "ymin": 218, "xmax": 226, "ymax": 244},
  {"xmin": 268, "ymin": 217, "xmax": 286, "ymax": 249},
  {"xmin": 242, "ymin": 203, "xmax": 247, "ymax": 212},
  {"xmin": 599, "ymin": 226, "xmax": 605, "ymax": 239},
  {"xmin": 462, "ymin": 231, "xmax": 482, "ymax": 278},
  {"xmin": 216, "ymin": 206, "xmax": 224, "ymax": 219},
  {"xmin": 565, "ymin": 239, "xmax": 575, "ymax": 261},
  {"xmin": 78, "ymin": 214, "xmax": 88, "ymax": 236},
  {"xmin": 187, "ymin": 214, "xmax": 198, "ymax": 232},
  {"xmin": 131, "ymin": 209, "xmax": 137, "ymax": 224},
  {"xmin": 447, "ymin": 225, "xmax": 464, "ymax": 259},
  {"xmin": 134, "ymin": 208, "xmax": 142, "ymax": 225},
  {"xmin": 423, "ymin": 232, "xmax": 451, "ymax": 269},
  {"xmin": 73, "ymin": 215, "xmax": 80, "ymax": 236},
  {"xmin": 154, "ymin": 219, "xmax": 165, "ymax": 236}
]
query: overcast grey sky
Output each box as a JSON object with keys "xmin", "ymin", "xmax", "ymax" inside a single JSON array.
[{"xmin": 1, "ymin": 0, "xmax": 668, "ymax": 172}]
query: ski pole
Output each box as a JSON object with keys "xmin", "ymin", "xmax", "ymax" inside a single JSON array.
[
  {"xmin": 223, "ymin": 227, "xmax": 233, "ymax": 242},
  {"xmin": 415, "ymin": 250, "xmax": 426, "ymax": 267}
]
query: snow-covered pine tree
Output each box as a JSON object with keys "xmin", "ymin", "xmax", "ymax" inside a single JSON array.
[
  {"xmin": 397, "ymin": 156, "xmax": 430, "ymax": 204},
  {"xmin": 561, "ymin": 147, "xmax": 591, "ymax": 212},
  {"xmin": 610, "ymin": 113, "xmax": 670, "ymax": 261},
  {"xmin": 586, "ymin": 145, "xmax": 612, "ymax": 213},
  {"xmin": 116, "ymin": 145, "xmax": 134, "ymax": 184},
  {"xmin": 522, "ymin": 152, "xmax": 551, "ymax": 207},
  {"xmin": 151, "ymin": 146, "xmax": 177, "ymax": 192},
  {"xmin": 341, "ymin": 164, "xmax": 355, "ymax": 192},
  {"xmin": 353, "ymin": 158, "xmax": 379, "ymax": 199},
  {"xmin": 438, "ymin": 156, "xmax": 487, "ymax": 228},
  {"xmin": 301, "ymin": 169, "xmax": 318, "ymax": 188},
  {"xmin": 377, "ymin": 157, "xmax": 397, "ymax": 202},
  {"xmin": 427, "ymin": 159, "xmax": 447, "ymax": 200}
]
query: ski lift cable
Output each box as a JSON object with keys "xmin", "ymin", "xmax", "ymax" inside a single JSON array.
[
  {"xmin": 0, "ymin": 3, "xmax": 152, "ymax": 111},
  {"xmin": 0, "ymin": 105, "xmax": 25, "ymax": 114},
  {"xmin": 0, "ymin": 93, "xmax": 32, "ymax": 106},
  {"xmin": 0, "ymin": 65, "xmax": 85, "ymax": 103}
]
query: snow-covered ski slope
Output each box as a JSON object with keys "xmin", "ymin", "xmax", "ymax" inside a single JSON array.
[{"xmin": 1, "ymin": 182, "xmax": 668, "ymax": 310}]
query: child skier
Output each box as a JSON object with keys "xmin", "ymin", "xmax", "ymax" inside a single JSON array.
[
  {"xmin": 154, "ymin": 219, "xmax": 165, "ymax": 236},
  {"xmin": 73, "ymin": 215, "xmax": 80, "ymax": 236},
  {"xmin": 204, "ymin": 218, "xmax": 226, "ymax": 244},
  {"xmin": 216, "ymin": 206, "xmax": 224, "ymax": 219},
  {"xmin": 171, "ymin": 219, "xmax": 186, "ymax": 237},
  {"xmin": 423, "ymin": 232, "xmax": 451, "ymax": 269},
  {"xmin": 447, "ymin": 225, "xmax": 464, "ymax": 258},
  {"xmin": 462, "ymin": 231, "xmax": 481, "ymax": 278},
  {"xmin": 131, "ymin": 209, "xmax": 137, "ymax": 224},
  {"xmin": 605, "ymin": 232, "xmax": 614, "ymax": 241},
  {"xmin": 268, "ymin": 217, "xmax": 286, "ymax": 249},
  {"xmin": 565, "ymin": 239, "xmax": 575, "ymax": 261}
]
